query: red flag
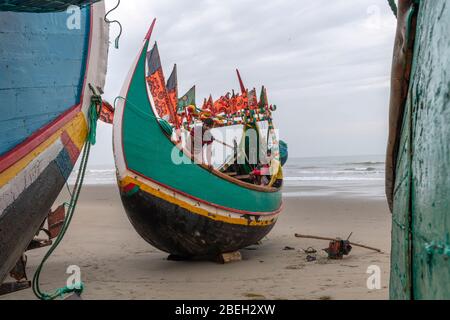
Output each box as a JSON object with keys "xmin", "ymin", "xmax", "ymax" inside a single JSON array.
[
  {"xmin": 146, "ymin": 43, "xmax": 177, "ymax": 124},
  {"xmin": 202, "ymin": 95, "xmax": 214, "ymax": 115},
  {"xmin": 213, "ymin": 94, "xmax": 231, "ymax": 115},
  {"xmin": 234, "ymin": 91, "xmax": 248, "ymax": 113},
  {"xmin": 236, "ymin": 69, "xmax": 246, "ymax": 94},
  {"xmin": 99, "ymin": 101, "xmax": 114, "ymax": 124}
]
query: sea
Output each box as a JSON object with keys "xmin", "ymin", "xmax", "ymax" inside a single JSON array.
[
  {"xmin": 69, "ymin": 154, "xmax": 386, "ymax": 199},
  {"xmin": 282, "ymin": 155, "xmax": 385, "ymax": 199}
]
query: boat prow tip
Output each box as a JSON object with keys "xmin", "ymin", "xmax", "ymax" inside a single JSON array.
[{"xmin": 144, "ymin": 18, "xmax": 157, "ymax": 40}]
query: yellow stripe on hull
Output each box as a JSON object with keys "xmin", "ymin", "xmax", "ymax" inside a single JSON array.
[
  {"xmin": 120, "ymin": 176, "xmax": 278, "ymax": 227},
  {"xmin": 0, "ymin": 112, "xmax": 87, "ymax": 188}
]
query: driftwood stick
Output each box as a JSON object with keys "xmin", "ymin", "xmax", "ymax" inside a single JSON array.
[{"xmin": 294, "ymin": 233, "xmax": 382, "ymax": 253}]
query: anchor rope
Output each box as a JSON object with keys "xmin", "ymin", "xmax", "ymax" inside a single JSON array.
[
  {"xmin": 104, "ymin": 0, "xmax": 122, "ymax": 49},
  {"xmin": 32, "ymin": 91, "xmax": 101, "ymax": 300}
]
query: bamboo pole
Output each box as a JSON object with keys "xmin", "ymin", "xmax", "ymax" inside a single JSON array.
[
  {"xmin": 294, "ymin": 233, "xmax": 382, "ymax": 253},
  {"xmin": 215, "ymin": 139, "xmax": 233, "ymax": 149}
]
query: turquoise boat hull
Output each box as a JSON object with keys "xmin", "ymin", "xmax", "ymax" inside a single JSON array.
[
  {"xmin": 0, "ymin": 2, "xmax": 108, "ymax": 284},
  {"xmin": 387, "ymin": 0, "xmax": 450, "ymax": 299}
]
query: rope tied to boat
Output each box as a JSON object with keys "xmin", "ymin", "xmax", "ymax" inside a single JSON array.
[
  {"xmin": 88, "ymin": 91, "xmax": 102, "ymax": 145},
  {"xmin": 32, "ymin": 86, "xmax": 101, "ymax": 300},
  {"xmin": 114, "ymin": 95, "xmax": 174, "ymax": 135},
  {"xmin": 104, "ymin": 0, "xmax": 122, "ymax": 49}
]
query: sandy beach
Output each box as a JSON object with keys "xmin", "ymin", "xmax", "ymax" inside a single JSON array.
[{"xmin": 1, "ymin": 182, "xmax": 391, "ymax": 300}]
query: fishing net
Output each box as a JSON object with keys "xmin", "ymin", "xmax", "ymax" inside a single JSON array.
[{"xmin": 0, "ymin": 0, "xmax": 102, "ymax": 12}]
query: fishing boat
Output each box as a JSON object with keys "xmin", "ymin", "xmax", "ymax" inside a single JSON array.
[
  {"xmin": 113, "ymin": 20, "xmax": 287, "ymax": 258},
  {"xmin": 0, "ymin": 0, "xmax": 109, "ymax": 290},
  {"xmin": 386, "ymin": 0, "xmax": 450, "ymax": 299}
]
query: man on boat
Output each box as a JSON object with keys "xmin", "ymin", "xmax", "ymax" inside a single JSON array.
[
  {"xmin": 250, "ymin": 150, "xmax": 272, "ymax": 185},
  {"xmin": 189, "ymin": 118, "xmax": 215, "ymax": 168},
  {"xmin": 250, "ymin": 150, "xmax": 283, "ymax": 187}
]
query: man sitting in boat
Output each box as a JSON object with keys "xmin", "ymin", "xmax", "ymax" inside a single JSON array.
[
  {"xmin": 250, "ymin": 150, "xmax": 283, "ymax": 188},
  {"xmin": 250, "ymin": 150, "xmax": 272, "ymax": 185},
  {"xmin": 189, "ymin": 118, "xmax": 215, "ymax": 168}
]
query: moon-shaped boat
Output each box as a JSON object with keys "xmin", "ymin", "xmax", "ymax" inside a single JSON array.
[{"xmin": 113, "ymin": 20, "xmax": 284, "ymax": 258}]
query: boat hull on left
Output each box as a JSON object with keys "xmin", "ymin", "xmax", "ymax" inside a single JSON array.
[{"xmin": 0, "ymin": 2, "xmax": 109, "ymax": 284}]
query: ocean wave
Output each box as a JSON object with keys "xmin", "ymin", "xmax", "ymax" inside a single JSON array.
[
  {"xmin": 344, "ymin": 161, "xmax": 385, "ymax": 166},
  {"xmin": 284, "ymin": 176, "xmax": 384, "ymax": 181},
  {"xmin": 344, "ymin": 167, "xmax": 378, "ymax": 172},
  {"xmin": 284, "ymin": 170, "xmax": 384, "ymax": 175}
]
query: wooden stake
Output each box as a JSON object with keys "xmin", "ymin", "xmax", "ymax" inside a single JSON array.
[{"xmin": 294, "ymin": 233, "xmax": 382, "ymax": 253}]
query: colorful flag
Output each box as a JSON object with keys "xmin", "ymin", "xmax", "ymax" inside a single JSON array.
[
  {"xmin": 202, "ymin": 95, "xmax": 214, "ymax": 114},
  {"xmin": 213, "ymin": 94, "xmax": 231, "ymax": 115},
  {"xmin": 248, "ymin": 88, "xmax": 258, "ymax": 109},
  {"xmin": 178, "ymin": 85, "xmax": 196, "ymax": 114},
  {"xmin": 146, "ymin": 43, "xmax": 176, "ymax": 124},
  {"xmin": 233, "ymin": 90, "xmax": 248, "ymax": 113},
  {"xmin": 99, "ymin": 101, "xmax": 114, "ymax": 124},
  {"xmin": 236, "ymin": 69, "xmax": 246, "ymax": 94},
  {"xmin": 258, "ymin": 86, "xmax": 268, "ymax": 109},
  {"xmin": 166, "ymin": 64, "xmax": 179, "ymax": 126}
]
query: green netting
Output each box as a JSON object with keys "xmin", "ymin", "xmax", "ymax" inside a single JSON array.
[{"xmin": 0, "ymin": 0, "xmax": 101, "ymax": 12}]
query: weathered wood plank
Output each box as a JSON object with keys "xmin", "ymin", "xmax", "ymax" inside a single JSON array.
[
  {"xmin": 390, "ymin": 95, "xmax": 413, "ymax": 300},
  {"xmin": 392, "ymin": 0, "xmax": 450, "ymax": 300},
  {"xmin": 409, "ymin": 0, "xmax": 450, "ymax": 300}
]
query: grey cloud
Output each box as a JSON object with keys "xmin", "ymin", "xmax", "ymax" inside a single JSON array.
[{"xmin": 89, "ymin": 0, "xmax": 396, "ymax": 166}]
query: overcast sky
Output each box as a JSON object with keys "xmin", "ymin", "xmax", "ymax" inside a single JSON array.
[{"xmin": 90, "ymin": 0, "xmax": 397, "ymax": 166}]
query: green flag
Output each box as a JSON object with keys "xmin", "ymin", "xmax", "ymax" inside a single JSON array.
[
  {"xmin": 178, "ymin": 85, "xmax": 196, "ymax": 114},
  {"xmin": 258, "ymin": 86, "xmax": 268, "ymax": 109}
]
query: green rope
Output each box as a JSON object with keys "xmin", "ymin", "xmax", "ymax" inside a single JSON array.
[
  {"xmin": 89, "ymin": 95, "xmax": 101, "ymax": 145},
  {"xmin": 387, "ymin": 0, "xmax": 398, "ymax": 18},
  {"xmin": 104, "ymin": 0, "xmax": 122, "ymax": 49},
  {"xmin": 32, "ymin": 93, "xmax": 101, "ymax": 300}
]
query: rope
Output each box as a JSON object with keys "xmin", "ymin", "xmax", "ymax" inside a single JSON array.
[
  {"xmin": 89, "ymin": 94, "xmax": 101, "ymax": 145},
  {"xmin": 104, "ymin": 0, "xmax": 122, "ymax": 49},
  {"xmin": 387, "ymin": 0, "xmax": 398, "ymax": 18},
  {"xmin": 32, "ymin": 91, "xmax": 101, "ymax": 300},
  {"xmin": 114, "ymin": 96, "xmax": 158, "ymax": 121}
]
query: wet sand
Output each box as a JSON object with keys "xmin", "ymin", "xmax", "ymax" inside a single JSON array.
[{"xmin": 1, "ymin": 184, "xmax": 391, "ymax": 300}]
